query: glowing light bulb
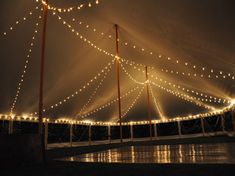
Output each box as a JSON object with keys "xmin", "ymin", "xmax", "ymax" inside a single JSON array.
[{"xmin": 230, "ymin": 99, "xmax": 235, "ymax": 106}]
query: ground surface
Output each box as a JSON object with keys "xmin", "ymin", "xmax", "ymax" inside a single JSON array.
[
  {"xmin": 1, "ymin": 161, "xmax": 235, "ymax": 176},
  {"xmin": 1, "ymin": 135, "xmax": 235, "ymax": 176}
]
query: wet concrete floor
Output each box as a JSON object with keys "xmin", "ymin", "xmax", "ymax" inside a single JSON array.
[{"xmin": 60, "ymin": 143, "xmax": 235, "ymax": 164}]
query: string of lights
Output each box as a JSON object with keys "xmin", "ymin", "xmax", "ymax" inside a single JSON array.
[
  {"xmin": 3, "ymin": 6, "xmax": 42, "ymax": 37},
  {"xmin": 1, "ymin": 101, "xmax": 234, "ymax": 126},
  {"xmin": 152, "ymin": 68, "xmax": 231, "ymax": 104},
  {"xmin": 150, "ymin": 66, "xmax": 223, "ymax": 105},
  {"xmin": 37, "ymin": 58, "xmax": 234, "ymax": 124},
  {"xmin": 121, "ymin": 42, "xmax": 235, "ymax": 81},
  {"xmin": 2, "ymin": 100, "xmax": 234, "ymax": 126},
  {"xmin": 58, "ymin": 12, "xmax": 154, "ymax": 69},
  {"xmin": 54, "ymin": 13, "xmax": 152, "ymax": 77},
  {"xmin": 120, "ymin": 62, "xmax": 215, "ymax": 110},
  {"xmin": 55, "ymin": 13, "xmax": 234, "ymax": 82},
  {"xmin": 121, "ymin": 56, "xmax": 233, "ymax": 82},
  {"xmin": 120, "ymin": 62, "xmax": 146, "ymax": 85},
  {"xmin": 10, "ymin": 16, "xmax": 42, "ymax": 115},
  {"xmin": 121, "ymin": 60, "xmax": 231, "ymax": 104},
  {"xmin": 158, "ymin": 67, "xmax": 234, "ymax": 80},
  {"xmin": 37, "ymin": 0, "xmax": 100, "ymax": 13},
  {"xmin": 150, "ymin": 81, "xmax": 215, "ymax": 110},
  {"xmin": 70, "ymin": 17, "xmax": 113, "ymax": 39},
  {"xmin": 121, "ymin": 86, "xmax": 145, "ymax": 119},
  {"xmin": 54, "ymin": 13, "xmax": 116, "ymax": 59},
  {"xmin": 77, "ymin": 63, "xmax": 113, "ymax": 116},
  {"xmin": 119, "ymin": 56, "xmax": 231, "ymax": 105},
  {"xmin": 32, "ymin": 60, "xmax": 115, "ymax": 115},
  {"xmin": 118, "ymin": 39, "xmax": 235, "ymax": 81},
  {"xmin": 119, "ymin": 57, "xmax": 151, "ymax": 69},
  {"xmin": 80, "ymin": 86, "xmax": 140, "ymax": 119},
  {"xmin": 55, "ymin": 14, "xmax": 156, "ymax": 77}
]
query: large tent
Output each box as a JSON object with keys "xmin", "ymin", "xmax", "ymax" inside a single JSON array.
[{"xmin": 0, "ymin": 0, "xmax": 235, "ymax": 123}]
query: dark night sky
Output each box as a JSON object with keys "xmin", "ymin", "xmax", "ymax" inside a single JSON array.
[{"xmin": 0, "ymin": 0, "xmax": 235, "ymax": 122}]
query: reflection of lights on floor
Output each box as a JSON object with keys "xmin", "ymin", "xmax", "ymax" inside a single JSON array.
[{"xmin": 61, "ymin": 143, "xmax": 235, "ymax": 164}]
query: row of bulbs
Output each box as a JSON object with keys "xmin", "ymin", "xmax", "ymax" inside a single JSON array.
[
  {"xmin": 78, "ymin": 65, "xmax": 149, "ymax": 121},
  {"xmin": 152, "ymin": 68, "xmax": 230, "ymax": 104},
  {"xmin": 159, "ymin": 68, "xmax": 235, "ymax": 80},
  {"xmin": 3, "ymin": 6, "xmax": 42, "ymax": 37},
  {"xmin": 55, "ymin": 13, "xmax": 116, "ymax": 59},
  {"xmin": 121, "ymin": 62, "xmax": 218, "ymax": 107},
  {"xmin": 71, "ymin": 17, "xmax": 111, "ymax": 39},
  {"xmin": 120, "ymin": 41, "xmax": 235, "ymax": 81},
  {"xmin": 120, "ymin": 62, "xmax": 215, "ymax": 110},
  {"xmin": 37, "ymin": 0, "xmax": 100, "ymax": 13},
  {"xmin": 10, "ymin": 17, "xmax": 41, "ymax": 114},
  {"xmin": 150, "ymin": 81, "xmax": 215, "ymax": 110},
  {"xmin": 48, "ymin": 60, "xmax": 233, "ymax": 123},
  {"xmin": 121, "ymin": 86, "xmax": 145, "ymax": 119},
  {"xmin": 1, "ymin": 104, "xmax": 234, "ymax": 126},
  {"xmin": 81, "ymin": 86, "xmax": 140, "ymax": 118},
  {"xmin": 77, "ymin": 64, "xmax": 112, "ymax": 116},
  {"xmin": 31, "ymin": 60, "xmax": 114, "ymax": 116},
  {"xmin": 121, "ymin": 60, "xmax": 230, "ymax": 105},
  {"xmin": 80, "ymin": 64, "xmax": 207, "ymax": 121},
  {"xmin": 120, "ymin": 62, "xmax": 146, "ymax": 85}
]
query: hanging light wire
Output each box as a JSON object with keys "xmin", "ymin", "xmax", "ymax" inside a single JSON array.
[{"xmin": 10, "ymin": 15, "xmax": 42, "ymax": 115}]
